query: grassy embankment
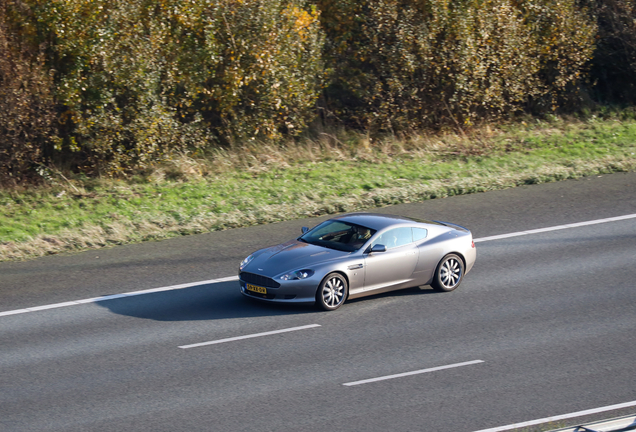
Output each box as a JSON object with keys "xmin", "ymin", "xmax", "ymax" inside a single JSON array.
[{"xmin": 1, "ymin": 114, "xmax": 636, "ymax": 261}]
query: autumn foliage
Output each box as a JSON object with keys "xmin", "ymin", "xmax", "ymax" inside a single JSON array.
[
  {"xmin": 318, "ymin": 0, "xmax": 597, "ymax": 130},
  {"xmin": 0, "ymin": 0, "xmax": 635, "ymax": 184},
  {"xmin": 1, "ymin": 0, "xmax": 323, "ymax": 181},
  {"xmin": 591, "ymin": 0, "xmax": 636, "ymax": 103}
]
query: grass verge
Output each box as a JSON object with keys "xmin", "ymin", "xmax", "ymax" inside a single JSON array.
[{"xmin": 2, "ymin": 114, "xmax": 636, "ymax": 261}]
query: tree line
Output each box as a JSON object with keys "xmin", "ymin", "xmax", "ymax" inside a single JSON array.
[{"xmin": 1, "ymin": 0, "xmax": 635, "ymax": 185}]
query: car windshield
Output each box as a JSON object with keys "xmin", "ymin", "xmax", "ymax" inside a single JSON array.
[{"xmin": 299, "ymin": 220, "xmax": 376, "ymax": 252}]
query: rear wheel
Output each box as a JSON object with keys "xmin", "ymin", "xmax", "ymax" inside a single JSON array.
[
  {"xmin": 316, "ymin": 273, "xmax": 348, "ymax": 311},
  {"xmin": 431, "ymin": 254, "xmax": 464, "ymax": 292}
]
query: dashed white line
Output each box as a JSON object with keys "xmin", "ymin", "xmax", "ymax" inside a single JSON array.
[
  {"xmin": 342, "ymin": 360, "xmax": 484, "ymax": 386},
  {"xmin": 2, "ymin": 213, "xmax": 635, "ymax": 318},
  {"xmin": 178, "ymin": 324, "xmax": 321, "ymax": 349},
  {"xmin": 470, "ymin": 400, "xmax": 636, "ymax": 432}
]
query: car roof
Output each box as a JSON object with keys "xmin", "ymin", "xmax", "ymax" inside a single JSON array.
[{"xmin": 331, "ymin": 212, "xmax": 445, "ymax": 231}]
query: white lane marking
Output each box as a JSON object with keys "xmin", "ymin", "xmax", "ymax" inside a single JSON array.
[
  {"xmin": 470, "ymin": 400, "xmax": 636, "ymax": 432},
  {"xmin": 0, "ymin": 276, "xmax": 239, "ymax": 318},
  {"xmin": 474, "ymin": 213, "xmax": 636, "ymax": 243},
  {"xmin": 342, "ymin": 360, "xmax": 484, "ymax": 387},
  {"xmin": 178, "ymin": 324, "xmax": 321, "ymax": 349},
  {"xmin": 2, "ymin": 213, "xmax": 636, "ymax": 318}
]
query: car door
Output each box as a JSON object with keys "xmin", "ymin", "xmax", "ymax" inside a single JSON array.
[{"xmin": 363, "ymin": 227, "xmax": 419, "ymax": 293}]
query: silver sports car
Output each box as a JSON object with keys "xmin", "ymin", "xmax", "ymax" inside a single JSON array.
[{"xmin": 239, "ymin": 213, "xmax": 476, "ymax": 311}]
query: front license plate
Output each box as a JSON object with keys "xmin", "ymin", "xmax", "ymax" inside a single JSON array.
[{"xmin": 246, "ymin": 283, "xmax": 267, "ymax": 295}]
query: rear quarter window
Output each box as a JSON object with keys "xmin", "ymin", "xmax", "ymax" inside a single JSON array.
[
  {"xmin": 413, "ymin": 227, "xmax": 428, "ymax": 241},
  {"xmin": 372, "ymin": 227, "xmax": 413, "ymax": 249}
]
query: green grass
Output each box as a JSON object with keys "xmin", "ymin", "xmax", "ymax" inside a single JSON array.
[{"xmin": 2, "ymin": 115, "xmax": 636, "ymax": 261}]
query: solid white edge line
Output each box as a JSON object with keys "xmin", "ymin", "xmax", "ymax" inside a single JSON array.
[
  {"xmin": 2, "ymin": 213, "xmax": 636, "ymax": 318},
  {"xmin": 27, "ymin": 301, "xmax": 81, "ymax": 311},
  {"xmin": 342, "ymin": 360, "xmax": 484, "ymax": 386},
  {"xmin": 0, "ymin": 309, "xmax": 29, "ymax": 316},
  {"xmin": 178, "ymin": 324, "xmax": 321, "ymax": 349},
  {"xmin": 0, "ymin": 276, "xmax": 239, "ymax": 317},
  {"xmin": 470, "ymin": 400, "xmax": 636, "ymax": 432},
  {"xmin": 474, "ymin": 213, "xmax": 636, "ymax": 243}
]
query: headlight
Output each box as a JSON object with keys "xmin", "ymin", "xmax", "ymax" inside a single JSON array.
[
  {"xmin": 240, "ymin": 254, "xmax": 255, "ymax": 270},
  {"xmin": 280, "ymin": 269, "xmax": 314, "ymax": 281}
]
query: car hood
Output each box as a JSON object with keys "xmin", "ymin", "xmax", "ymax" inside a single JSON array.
[{"xmin": 245, "ymin": 240, "xmax": 350, "ymax": 276}]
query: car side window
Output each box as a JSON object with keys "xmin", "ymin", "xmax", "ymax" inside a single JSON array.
[
  {"xmin": 372, "ymin": 227, "xmax": 413, "ymax": 249},
  {"xmin": 413, "ymin": 227, "xmax": 428, "ymax": 241}
]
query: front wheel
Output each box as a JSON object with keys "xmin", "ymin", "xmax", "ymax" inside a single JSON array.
[
  {"xmin": 431, "ymin": 254, "xmax": 464, "ymax": 292},
  {"xmin": 316, "ymin": 273, "xmax": 348, "ymax": 311}
]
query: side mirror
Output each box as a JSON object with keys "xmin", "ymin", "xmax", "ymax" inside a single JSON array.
[
  {"xmin": 369, "ymin": 244, "xmax": 386, "ymax": 253},
  {"xmin": 301, "ymin": 226, "xmax": 309, "ymax": 234}
]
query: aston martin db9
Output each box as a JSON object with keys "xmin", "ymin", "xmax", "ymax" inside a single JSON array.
[{"xmin": 239, "ymin": 213, "xmax": 476, "ymax": 311}]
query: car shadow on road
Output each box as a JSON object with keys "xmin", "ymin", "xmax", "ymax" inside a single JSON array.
[{"xmin": 95, "ymin": 280, "xmax": 322, "ymax": 321}]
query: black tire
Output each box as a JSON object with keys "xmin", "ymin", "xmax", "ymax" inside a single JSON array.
[
  {"xmin": 316, "ymin": 273, "xmax": 348, "ymax": 311},
  {"xmin": 431, "ymin": 254, "xmax": 464, "ymax": 292}
]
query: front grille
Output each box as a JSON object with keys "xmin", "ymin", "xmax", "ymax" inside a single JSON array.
[
  {"xmin": 240, "ymin": 272, "xmax": 280, "ymax": 288},
  {"xmin": 243, "ymin": 290, "xmax": 277, "ymax": 300}
]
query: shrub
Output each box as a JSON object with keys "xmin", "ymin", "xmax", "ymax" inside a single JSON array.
[
  {"xmin": 168, "ymin": 0, "xmax": 324, "ymax": 144},
  {"xmin": 318, "ymin": 0, "xmax": 596, "ymax": 132},
  {"xmin": 590, "ymin": 0, "xmax": 636, "ymax": 104},
  {"xmin": 0, "ymin": 4, "xmax": 57, "ymax": 186},
  {"xmin": 4, "ymin": 0, "xmax": 324, "ymax": 176}
]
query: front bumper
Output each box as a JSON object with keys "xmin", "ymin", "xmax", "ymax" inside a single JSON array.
[{"xmin": 238, "ymin": 275, "xmax": 318, "ymax": 304}]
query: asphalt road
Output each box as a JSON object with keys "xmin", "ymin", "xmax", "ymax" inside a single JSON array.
[{"xmin": 1, "ymin": 172, "xmax": 636, "ymax": 432}]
